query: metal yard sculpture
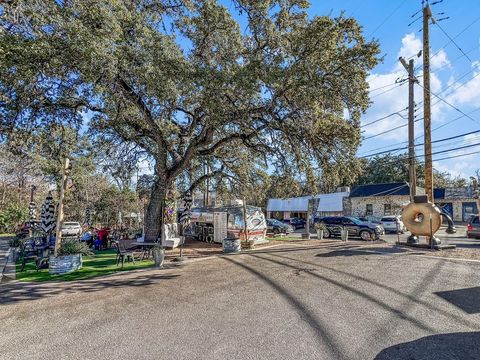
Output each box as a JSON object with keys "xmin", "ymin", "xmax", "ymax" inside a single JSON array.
[
  {"xmin": 402, "ymin": 195, "xmax": 456, "ymax": 246},
  {"xmin": 41, "ymin": 192, "xmax": 56, "ymax": 240}
]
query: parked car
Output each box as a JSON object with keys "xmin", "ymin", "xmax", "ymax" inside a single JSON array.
[
  {"xmin": 267, "ymin": 219, "xmax": 294, "ymax": 234},
  {"xmin": 316, "ymin": 216, "xmax": 383, "ymax": 240},
  {"xmin": 357, "ymin": 216, "xmax": 381, "ymax": 224},
  {"xmin": 61, "ymin": 222, "xmax": 82, "ymax": 237},
  {"xmin": 356, "ymin": 217, "xmax": 385, "ymax": 235},
  {"xmin": 380, "ymin": 216, "xmax": 406, "ymax": 234},
  {"xmin": 467, "ymin": 215, "xmax": 480, "ymax": 239},
  {"xmin": 283, "ymin": 217, "xmax": 306, "ymax": 230}
]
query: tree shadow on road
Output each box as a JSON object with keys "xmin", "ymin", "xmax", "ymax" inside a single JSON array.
[
  {"xmin": 435, "ymin": 287, "xmax": 480, "ymax": 314},
  {"xmin": 315, "ymin": 247, "xmax": 409, "ymax": 257},
  {"xmin": 269, "ymin": 253, "xmax": 479, "ymax": 330},
  {"xmin": 222, "ymin": 256, "xmax": 351, "ymax": 360},
  {"xmin": 0, "ymin": 272, "xmax": 180, "ymax": 305},
  {"xmin": 374, "ymin": 332, "xmax": 480, "ymax": 360}
]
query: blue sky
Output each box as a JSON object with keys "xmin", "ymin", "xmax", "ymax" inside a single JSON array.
[{"xmin": 301, "ymin": 0, "xmax": 480, "ymax": 179}]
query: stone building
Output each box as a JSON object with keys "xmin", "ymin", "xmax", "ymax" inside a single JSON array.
[
  {"xmin": 345, "ymin": 182, "xmax": 479, "ymax": 222},
  {"xmin": 434, "ymin": 187, "xmax": 479, "ymax": 222},
  {"xmin": 345, "ymin": 182, "xmax": 420, "ymax": 218}
]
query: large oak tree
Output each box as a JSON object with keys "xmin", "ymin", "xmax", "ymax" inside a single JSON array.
[{"xmin": 1, "ymin": 0, "xmax": 380, "ymax": 241}]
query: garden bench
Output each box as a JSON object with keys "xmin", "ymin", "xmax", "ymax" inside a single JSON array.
[{"xmin": 161, "ymin": 223, "xmax": 183, "ymax": 249}]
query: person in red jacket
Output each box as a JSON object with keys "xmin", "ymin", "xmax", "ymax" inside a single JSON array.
[{"xmin": 97, "ymin": 228, "xmax": 110, "ymax": 249}]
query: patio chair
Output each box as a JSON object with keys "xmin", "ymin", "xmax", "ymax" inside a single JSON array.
[
  {"xmin": 114, "ymin": 241, "xmax": 135, "ymax": 268},
  {"xmin": 20, "ymin": 239, "xmax": 50, "ymax": 272}
]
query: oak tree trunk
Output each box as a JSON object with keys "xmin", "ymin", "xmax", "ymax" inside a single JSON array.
[{"xmin": 144, "ymin": 178, "xmax": 168, "ymax": 242}]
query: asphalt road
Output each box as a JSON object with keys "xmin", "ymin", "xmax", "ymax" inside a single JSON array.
[{"xmin": 1, "ymin": 242, "xmax": 479, "ymax": 360}]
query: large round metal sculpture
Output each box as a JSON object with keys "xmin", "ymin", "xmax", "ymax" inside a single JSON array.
[{"xmin": 402, "ymin": 196, "xmax": 456, "ymax": 245}]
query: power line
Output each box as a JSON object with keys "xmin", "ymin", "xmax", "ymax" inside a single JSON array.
[
  {"xmin": 368, "ymin": 0, "xmax": 408, "ymax": 37},
  {"xmin": 360, "ymin": 107, "xmax": 408, "ymax": 128},
  {"xmin": 369, "ymin": 80, "xmax": 407, "ymax": 93},
  {"xmin": 361, "ymin": 142, "xmax": 480, "ymax": 169},
  {"xmin": 361, "ymin": 128, "xmax": 480, "ymax": 158},
  {"xmin": 362, "ymin": 117, "xmax": 423, "ymax": 141},
  {"xmin": 370, "ymin": 81, "xmax": 407, "ymax": 99},
  {"xmin": 419, "ymin": 15, "xmax": 480, "ymax": 72},
  {"xmin": 359, "ymin": 108, "xmax": 479, "ymax": 156},
  {"xmin": 434, "ymin": 20, "xmax": 473, "ymax": 63},
  {"xmin": 416, "ymin": 82, "xmax": 480, "ymax": 126}
]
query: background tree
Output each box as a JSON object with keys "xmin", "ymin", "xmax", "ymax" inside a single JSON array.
[
  {"xmin": 356, "ymin": 153, "xmax": 467, "ymax": 188},
  {"xmin": 1, "ymin": 0, "xmax": 380, "ymax": 241}
]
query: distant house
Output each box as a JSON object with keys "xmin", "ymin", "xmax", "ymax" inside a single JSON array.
[
  {"xmin": 345, "ymin": 182, "xmax": 422, "ymax": 218},
  {"xmin": 434, "ymin": 187, "xmax": 479, "ymax": 222},
  {"xmin": 266, "ymin": 191, "xmax": 349, "ymax": 220}
]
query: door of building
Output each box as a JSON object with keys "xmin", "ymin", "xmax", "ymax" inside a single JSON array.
[{"xmin": 462, "ymin": 202, "xmax": 478, "ymax": 222}]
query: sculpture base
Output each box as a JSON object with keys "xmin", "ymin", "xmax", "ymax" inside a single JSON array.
[
  {"xmin": 428, "ymin": 236, "xmax": 442, "ymax": 246},
  {"xmin": 407, "ymin": 235, "xmax": 419, "ymax": 244}
]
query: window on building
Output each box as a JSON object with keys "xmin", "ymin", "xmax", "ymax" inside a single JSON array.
[
  {"xmin": 366, "ymin": 204, "xmax": 373, "ymax": 216},
  {"xmin": 384, "ymin": 204, "xmax": 392, "ymax": 216}
]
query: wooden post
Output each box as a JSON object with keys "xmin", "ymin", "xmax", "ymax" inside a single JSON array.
[
  {"xmin": 423, "ymin": 5, "xmax": 434, "ymax": 202},
  {"xmin": 407, "ymin": 59, "xmax": 417, "ymax": 201},
  {"xmin": 28, "ymin": 184, "xmax": 36, "ymax": 238},
  {"xmin": 54, "ymin": 157, "xmax": 70, "ymax": 257},
  {"xmin": 242, "ymin": 197, "xmax": 249, "ymax": 244},
  {"xmin": 399, "ymin": 56, "xmax": 417, "ymax": 202}
]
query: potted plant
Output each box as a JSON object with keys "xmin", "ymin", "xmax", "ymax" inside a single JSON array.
[
  {"xmin": 49, "ymin": 239, "xmax": 91, "ymax": 275},
  {"xmin": 152, "ymin": 243, "xmax": 165, "ymax": 268},
  {"xmin": 315, "ymin": 222, "xmax": 326, "ymax": 240}
]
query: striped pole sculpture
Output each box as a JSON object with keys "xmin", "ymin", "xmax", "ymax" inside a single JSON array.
[
  {"xmin": 41, "ymin": 191, "xmax": 56, "ymax": 237},
  {"xmin": 178, "ymin": 192, "xmax": 193, "ymax": 258},
  {"xmin": 179, "ymin": 192, "xmax": 193, "ymax": 227}
]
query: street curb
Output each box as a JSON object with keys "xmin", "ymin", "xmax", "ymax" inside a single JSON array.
[{"xmin": 0, "ymin": 247, "xmax": 15, "ymax": 283}]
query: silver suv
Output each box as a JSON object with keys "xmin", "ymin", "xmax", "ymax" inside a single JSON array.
[{"xmin": 61, "ymin": 222, "xmax": 82, "ymax": 237}]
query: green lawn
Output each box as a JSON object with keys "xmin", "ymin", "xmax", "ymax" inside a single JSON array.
[
  {"xmin": 266, "ymin": 236, "xmax": 305, "ymax": 241},
  {"xmin": 16, "ymin": 249, "xmax": 154, "ymax": 282}
]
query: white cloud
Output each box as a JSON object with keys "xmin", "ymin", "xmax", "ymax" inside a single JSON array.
[
  {"xmin": 396, "ymin": 33, "xmax": 422, "ymax": 68},
  {"xmin": 362, "ymin": 33, "xmax": 453, "ymax": 141},
  {"xmin": 431, "ymin": 49, "xmax": 450, "ymax": 70},
  {"xmin": 446, "ymin": 62, "xmax": 480, "ymax": 107}
]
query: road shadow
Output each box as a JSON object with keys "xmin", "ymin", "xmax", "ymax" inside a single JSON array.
[
  {"xmin": 0, "ymin": 272, "xmax": 179, "ymax": 305},
  {"xmin": 250, "ymin": 253, "xmax": 435, "ymax": 333},
  {"xmin": 315, "ymin": 247, "xmax": 409, "ymax": 258},
  {"xmin": 374, "ymin": 332, "xmax": 480, "ymax": 359},
  {"xmin": 435, "ymin": 287, "xmax": 480, "ymax": 314},
  {"xmin": 222, "ymin": 256, "xmax": 351, "ymax": 360}
]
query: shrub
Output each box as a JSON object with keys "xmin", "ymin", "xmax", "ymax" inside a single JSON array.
[
  {"xmin": 8, "ymin": 237, "xmax": 23, "ymax": 248},
  {"xmin": 58, "ymin": 239, "xmax": 92, "ymax": 256},
  {"xmin": 0, "ymin": 204, "xmax": 28, "ymax": 233},
  {"xmin": 314, "ymin": 222, "xmax": 327, "ymax": 231}
]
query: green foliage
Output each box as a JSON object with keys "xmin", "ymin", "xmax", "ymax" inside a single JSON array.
[
  {"xmin": 314, "ymin": 222, "xmax": 327, "ymax": 231},
  {"xmin": 8, "ymin": 237, "xmax": 23, "ymax": 248},
  {"xmin": 57, "ymin": 239, "xmax": 92, "ymax": 256},
  {"xmin": 0, "ymin": 203, "xmax": 28, "ymax": 233},
  {"xmin": 1, "ymin": 0, "xmax": 380, "ymax": 240},
  {"xmin": 356, "ymin": 153, "xmax": 467, "ymax": 188}
]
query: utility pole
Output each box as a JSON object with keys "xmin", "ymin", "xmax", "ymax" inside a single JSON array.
[
  {"xmin": 399, "ymin": 57, "xmax": 418, "ymax": 202},
  {"xmin": 54, "ymin": 157, "xmax": 70, "ymax": 257},
  {"xmin": 423, "ymin": 4, "xmax": 434, "ymax": 202}
]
